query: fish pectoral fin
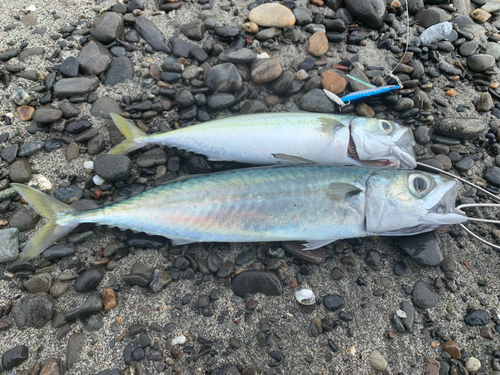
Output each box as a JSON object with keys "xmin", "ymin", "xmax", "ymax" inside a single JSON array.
[
  {"xmin": 272, "ymin": 153, "xmax": 316, "ymax": 164},
  {"xmin": 170, "ymin": 237, "xmax": 197, "ymax": 246},
  {"xmin": 326, "ymin": 182, "xmax": 362, "ymax": 200},
  {"xmin": 318, "ymin": 117, "xmax": 347, "ymax": 134},
  {"xmin": 302, "ymin": 239, "xmax": 335, "ymax": 250}
]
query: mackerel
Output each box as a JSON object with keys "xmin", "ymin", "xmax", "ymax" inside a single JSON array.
[
  {"xmin": 109, "ymin": 113, "xmax": 417, "ymax": 168},
  {"xmin": 12, "ymin": 165, "xmax": 465, "ymax": 260}
]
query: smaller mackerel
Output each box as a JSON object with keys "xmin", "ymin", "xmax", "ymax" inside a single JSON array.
[
  {"xmin": 12, "ymin": 165, "xmax": 465, "ymax": 261},
  {"xmin": 109, "ymin": 112, "xmax": 417, "ymax": 168}
]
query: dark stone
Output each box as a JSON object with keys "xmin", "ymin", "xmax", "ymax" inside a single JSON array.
[
  {"xmin": 134, "ymin": 16, "xmax": 170, "ymax": 53},
  {"xmin": 412, "ymin": 281, "xmax": 438, "ymax": 309},
  {"xmin": 11, "ymin": 293, "xmax": 54, "ymax": 328},
  {"xmin": 464, "ymin": 309, "xmax": 489, "ymax": 326},
  {"xmin": 74, "ymin": 267, "xmax": 106, "ymax": 293},
  {"xmin": 231, "ymin": 270, "xmax": 283, "ymax": 297},
  {"xmin": 323, "ymin": 294, "xmax": 345, "ymax": 311},
  {"xmin": 60, "ymin": 56, "xmax": 79, "ymax": 78},
  {"xmin": 103, "ymin": 56, "xmax": 133, "ymax": 86},
  {"xmin": 2, "ymin": 345, "xmax": 28, "ymax": 370},
  {"xmin": 394, "ymin": 232, "xmax": 445, "ymax": 266},
  {"xmin": 94, "ymin": 154, "xmax": 132, "ymax": 182},
  {"xmin": 299, "ymin": 89, "xmax": 334, "ymax": 112}
]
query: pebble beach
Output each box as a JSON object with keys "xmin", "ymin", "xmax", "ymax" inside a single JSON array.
[{"xmin": 2, "ymin": 0, "xmax": 500, "ymax": 373}]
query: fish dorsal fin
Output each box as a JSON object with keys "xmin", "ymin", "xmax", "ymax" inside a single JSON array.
[
  {"xmin": 272, "ymin": 153, "xmax": 315, "ymax": 164},
  {"xmin": 326, "ymin": 182, "xmax": 362, "ymax": 200},
  {"xmin": 318, "ymin": 117, "xmax": 348, "ymax": 134}
]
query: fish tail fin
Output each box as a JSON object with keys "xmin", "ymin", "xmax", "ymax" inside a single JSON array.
[
  {"xmin": 108, "ymin": 113, "xmax": 149, "ymax": 155},
  {"xmin": 11, "ymin": 183, "xmax": 78, "ymax": 260}
]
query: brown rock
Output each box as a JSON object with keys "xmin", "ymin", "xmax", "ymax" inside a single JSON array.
[
  {"xmin": 446, "ymin": 88, "xmax": 456, "ymax": 97},
  {"xmin": 470, "ymin": 8, "xmax": 491, "ymax": 22},
  {"xmin": 356, "ymin": 103, "xmax": 375, "ymax": 117},
  {"xmin": 40, "ymin": 358, "xmax": 61, "ymax": 375},
  {"xmin": 251, "ymin": 59, "xmax": 282, "ymax": 83},
  {"xmin": 17, "ymin": 106, "xmax": 35, "ymax": 121},
  {"xmin": 149, "ymin": 64, "xmax": 162, "ymax": 81},
  {"xmin": 310, "ymin": 0, "xmax": 324, "ymax": 6},
  {"xmin": 443, "ymin": 340, "xmax": 461, "ymax": 359},
  {"xmin": 321, "ymin": 70, "xmax": 346, "ymax": 94},
  {"xmin": 21, "ymin": 14, "xmax": 37, "ymax": 26},
  {"xmin": 248, "ymin": 3, "xmax": 296, "ymax": 28},
  {"xmin": 281, "ymin": 241, "xmax": 327, "ymax": 264},
  {"xmin": 307, "ymin": 32, "xmax": 329, "ymax": 57},
  {"xmin": 65, "ymin": 143, "xmax": 79, "ymax": 160},
  {"xmin": 424, "ymin": 357, "xmax": 440, "ymax": 375},
  {"xmin": 101, "ymin": 287, "xmax": 117, "ymax": 311},
  {"xmin": 480, "ymin": 326, "xmax": 494, "ymax": 340},
  {"xmin": 242, "ymin": 22, "xmax": 259, "ymax": 33}
]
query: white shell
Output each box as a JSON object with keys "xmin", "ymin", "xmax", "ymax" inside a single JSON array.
[
  {"xmin": 257, "ymin": 52, "xmax": 270, "ymax": 59},
  {"xmin": 295, "ymin": 288, "xmax": 316, "ymax": 305},
  {"xmin": 28, "ymin": 174, "xmax": 52, "ymax": 192},
  {"xmin": 93, "ymin": 175, "xmax": 106, "ymax": 185},
  {"xmin": 171, "ymin": 334, "xmax": 186, "ymax": 346}
]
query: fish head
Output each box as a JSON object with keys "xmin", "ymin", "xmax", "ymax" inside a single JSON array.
[
  {"xmin": 349, "ymin": 118, "xmax": 417, "ymax": 168},
  {"xmin": 365, "ymin": 169, "xmax": 467, "ymax": 236}
]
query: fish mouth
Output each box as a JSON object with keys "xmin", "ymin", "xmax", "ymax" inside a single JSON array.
[
  {"xmin": 348, "ymin": 135, "xmax": 394, "ymax": 167},
  {"xmin": 419, "ymin": 179, "xmax": 467, "ymax": 226}
]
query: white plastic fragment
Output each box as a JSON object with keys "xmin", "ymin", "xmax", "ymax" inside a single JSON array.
[
  {"xmin": 5, "ymin": 113, "xmax": 14, "ymax": 119},
  {"xmin": 295, "ymin": 289, "xmax": 316, "ymax": 305},
  {"xmin": 257, "ymin": 52, "xmax": 270, "ymax": 59},
  {"xmin": 171, "ymin": 335, "xmax": 187, "ymax": 346},
  {"xmin": 93, "ymin": 175, "xmax": 106, "ymax": 185},
  {"xmin": 396, "ymin": 309, "xmax": 407, "ymax": 319},
  {"xmin": 27, "ymin": 4, "xmax": 36, "ymax": 11},
  {"xmin": 83, "ymin": 161, "xmax": 94, "ymax": 170}
]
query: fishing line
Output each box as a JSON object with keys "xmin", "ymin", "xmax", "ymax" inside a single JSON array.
[
  {"xmin": 386, "ymin": 1, "xmax": 409, "ymax": 88},
  {"xmin": 416, "ymin": 162, "xmax": 500, "ymax": 250}
]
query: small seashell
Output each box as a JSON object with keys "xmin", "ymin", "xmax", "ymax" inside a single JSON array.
[
  {"xmin": 101, "ymin": 287, "xmax": 117, "ymax": 311},
  {"xmin": 28, "ymin": 174, "xmax": 52, "ymax": 192},
  {"xmin": 295, "ymin": 288, "xmax": 316, "ymax": 305},
  {"xmin": 171, "ymin": 335, "xmax": 186, "ymax": 346},
  {"xmin": 349, "ymin": 346, "xmax": 356, "ymax": 356}
]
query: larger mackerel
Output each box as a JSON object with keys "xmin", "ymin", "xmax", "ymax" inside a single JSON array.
[{"xmin": 12, "ymin": 165, "xmax": 466, "ymax": 260}]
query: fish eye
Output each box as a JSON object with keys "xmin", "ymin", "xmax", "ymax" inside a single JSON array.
[
  {"xmin": 409, "ymin": 174, "xmax": 430, "ymax": 197},
  {"xmin": 379, "ymin": 120, "xmax": 394, "ymax": 133}
]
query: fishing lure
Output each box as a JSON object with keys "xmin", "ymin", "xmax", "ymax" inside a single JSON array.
[
  {"xmin": 109, "ymin": 113, "xmax": 417, "ymax": 168},
  {"xmin": 12, "ymin": 165, "xmax": 466, "ymax": 260}
]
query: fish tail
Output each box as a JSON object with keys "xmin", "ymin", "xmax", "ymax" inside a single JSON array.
[
  {"xmin": 108, "ymin": 113, "xmax": 149, "ymax": 155},
  {"xmin": 11, "ymin": 183, "xmax": 78, "ymax": 260}
]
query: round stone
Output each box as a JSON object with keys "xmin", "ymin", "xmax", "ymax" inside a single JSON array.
[
  {"xmin": 307, "ymin": 32, "xmax": 329, "ymax": 57},
  {"xmin": 251, "ymin": 59, "xmax": 283, "ymax": 84},
  {"xmin": 412, "ymin": 281, "xmax": 438, "ymax": 309},
  {"xmin": 323, "ymin": 294, "xmax": 345, "ymax": 311},
  {"xmin": 17, "ymin": 106, "xmax": 35, "ymax": 121},
  {"xmin": 248, "ymin": 3, "xmax": 296, "ymax": 28},
  {"xmin": 465, "ymin": 357, "xmax": 481, "ymax": 372},
  {"xmin": 321, "ymin": 70, "xmax": 346, "ymax": 94},
  {"xmin": 90, "ymin": 12, "xmax": 124, "ymax": 44},
  {"xmin": 467, "ymin": 54, "xmax": 495, "ymax": 72},
  {"xmin": 33, "ymin": 107, "xmax": 63, "ymax": 124},
  {"xmin": 369, "ymin": 350, "xmax": 388, "ymax": 371}
]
